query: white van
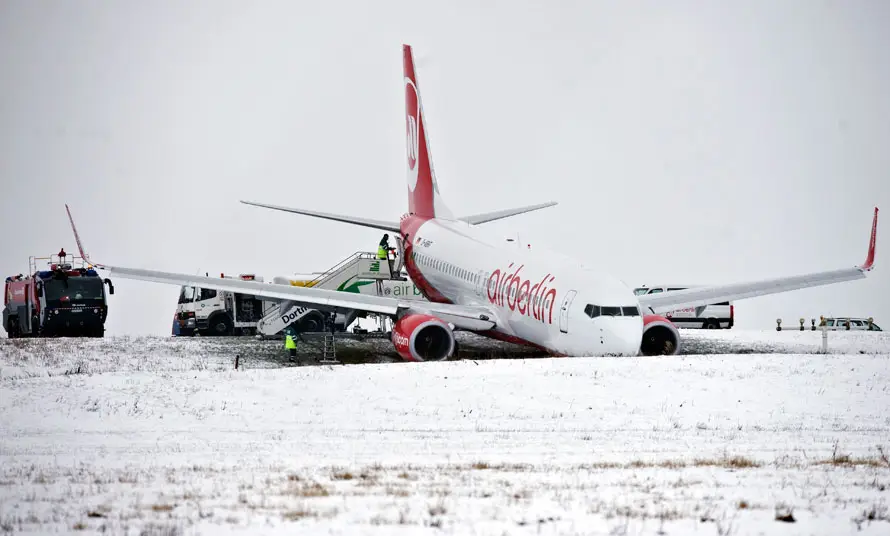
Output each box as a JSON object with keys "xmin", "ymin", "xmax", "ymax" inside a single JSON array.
[{"xmin": 633, "ymin": 285, "xmax": 734, "ymax": 329}]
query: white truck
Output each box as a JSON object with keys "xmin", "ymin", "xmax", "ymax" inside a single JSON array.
[
  {"xmin": 173, "ymin": 244, "xmax": 426, "ymax": 337},
  {"xmin": 173, "ymin": 273, "xmax": 280, "ymax": 336},
  {"xmin": 632, "ymin": 284, "xmax": 735, "ymax": 329}
]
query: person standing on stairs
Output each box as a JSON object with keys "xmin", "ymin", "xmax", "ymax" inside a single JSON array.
[{"xmin": 377, "ymin": 234, "xmax": 391, "ymax": 260}]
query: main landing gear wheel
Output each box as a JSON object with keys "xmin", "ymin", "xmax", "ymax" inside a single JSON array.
[{"xmin": 299, "ymin": 311, "xmax": 326, "ymax": 333}]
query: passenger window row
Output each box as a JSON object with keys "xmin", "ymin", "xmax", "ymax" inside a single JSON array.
[{"xmin": 413, "ymin": 251, "xmax": 480, "ymax": 284}]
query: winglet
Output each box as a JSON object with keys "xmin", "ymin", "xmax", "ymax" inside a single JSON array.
[
  {"xmin": 65, "ymin": 204, "xmax": 101, "ymax": 268},
  {"xmin": 860, "ymin": 206, "xmax": 878, "ymax": 271}
]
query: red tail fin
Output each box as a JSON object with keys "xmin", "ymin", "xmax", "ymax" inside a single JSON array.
[
  {"xmin": 861, "ymin": 206, "xmax": 878, "ymax": 271},
  {"xmin": 404, "ymin": 45, "xmax": 451, "ymax": 220}
]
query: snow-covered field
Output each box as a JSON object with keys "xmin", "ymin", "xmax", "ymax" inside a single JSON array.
[{"xmin": 1, "ymin": 330, "xmax": 889, "ymax": 535}]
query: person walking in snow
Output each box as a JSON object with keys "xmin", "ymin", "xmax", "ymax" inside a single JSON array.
[{"xmin": 284, "ymin": 327, "xmax": 298, "ymax": 362}]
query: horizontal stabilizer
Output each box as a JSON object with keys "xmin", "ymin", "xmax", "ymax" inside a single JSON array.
[
  {"xmin": 459, "ymin": 201, "xmax": 558, "ymax": 225},
  {"xmin": 241, "ymin": 200, "xmax": 400, "ymax": 233}
]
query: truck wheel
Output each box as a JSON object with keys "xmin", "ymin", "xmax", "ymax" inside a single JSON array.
[
  {"xmin": 299, "ymin": 311, "xmax": 325, "ymax": 333},
  {"xmin": 209, "ymin": 315, "xmax": 233, "ymax": 336},
  {"xmin": 704, "ymin": 319, "xmax": 720, "ymax": 329}
]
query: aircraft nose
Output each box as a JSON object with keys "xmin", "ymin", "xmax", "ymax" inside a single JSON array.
[{"xmin": 603, "ymin": 319, "xmax": 643, "ymax": 356}]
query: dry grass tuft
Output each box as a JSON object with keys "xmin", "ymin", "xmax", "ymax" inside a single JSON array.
[
  {"xmin": 283, "ymin": 508, "xmax": 315, "ymax": 521},
  {"xmin": 692, "ymin": 455, "xmax": 761, "ymax": 469},
  {"xmin": 287, "ymin": 481, "xmax": 330, "ymax": 497},
  {"xmin": 332, "ymin": 471, "xmax": 354, "ymax": 481},
  {"xmin": 724, "ymin": 455, "xmax": 761, "ymax": 469},
  {"xmin": 386, "ymin": 487, "xmax": 411, "ymax": 497},
  {"xmin": 471, "ymin": 462, "xmax": 490, "ymax": 470},
  {"xmin": 586, "ymin": 455, "xmax": 762, "ymax": 470},
  {"xmin": 816, "ymin": 449, "xmax": 886, "ymax": 468},
  {"xmin": 816, "ymin": 442, "xmax": 889, "ymax": 468},
  {"xmin": 151, "ymin": 504, "xmax": 174, "ymax": 512},
  {"xmin": 588, "ymin": 462, "xmax": 623, "ymax": 469}
]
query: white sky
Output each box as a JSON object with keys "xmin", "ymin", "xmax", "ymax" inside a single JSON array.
[{"xmin": 2, "ymin": 0, "xmax": 888, "ymax": 336}]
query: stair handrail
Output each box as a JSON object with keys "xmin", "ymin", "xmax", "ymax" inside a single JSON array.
[{"xmin": 304, "ymin": 251, "xmax": 370, "ymax": 287}]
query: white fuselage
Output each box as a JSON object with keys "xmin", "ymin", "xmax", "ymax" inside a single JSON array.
[{"xmin": 406, "ymin": 218, "xmax": 643, "ymax": 356}]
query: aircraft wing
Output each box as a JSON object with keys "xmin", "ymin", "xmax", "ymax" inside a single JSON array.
[
  {"xmin": 104, "ymin": 265, "xmax": 498, "ymax": 331},
  {"xmin": 638, "ymin": 207, "xmax": 878, "ymax": 314},
  {"xmin": 65, "ymin": 204, "xmax": 498, "ymax": 332}
]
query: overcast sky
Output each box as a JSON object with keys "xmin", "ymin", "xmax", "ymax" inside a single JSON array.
[{"xmin": 2, "ymin": 0, "xmax": 888, "ymax": 337}]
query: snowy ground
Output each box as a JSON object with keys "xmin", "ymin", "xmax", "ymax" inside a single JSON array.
[{"xmin": 1, "ymin": 330, "xmax": 889, "ymax": 535}]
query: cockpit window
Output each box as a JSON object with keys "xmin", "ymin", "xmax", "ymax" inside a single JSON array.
[
  {"xmin": 585, "ymin": 304, "xmax": 641, "ymax": 318},
  {"xmin": 633, "ymin": 288, "xmax": 648, "ymax": 296}
]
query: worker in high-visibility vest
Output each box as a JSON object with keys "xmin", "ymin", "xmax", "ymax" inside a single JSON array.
[
  {"xmin": 284, "ymin": 328, "xmax": 297, "ymax": 361},
  {"xmin": 377, "ymin": 234, "xmax": 391, "ymax": 260}
]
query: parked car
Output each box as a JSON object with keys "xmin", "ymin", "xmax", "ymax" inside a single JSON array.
[{"xmin": 819, "ymin": 317, "xmax": 882, "ymax": 331}]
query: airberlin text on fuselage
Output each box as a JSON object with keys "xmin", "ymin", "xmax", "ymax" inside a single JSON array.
[{"xmin": 487, "ymin": 264, "xmax": 557, "ymax": 324}]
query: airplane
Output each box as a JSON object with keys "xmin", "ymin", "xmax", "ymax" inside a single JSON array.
[{"xmin": 65, "ymin": 44, "xmax": 879, "ymax": 361}]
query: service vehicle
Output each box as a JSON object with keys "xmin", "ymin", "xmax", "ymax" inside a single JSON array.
[
  {"xmin": 174, "ymin": 273, "xmax": 278, "ymax": 336},
  {"xmin": 633, "ymin": 285, "xmax": 734, "ymax": 329},
  {"xmin": 173, "ymin": 251, "xmax": 427, "ymax": 337},
  {"xmin": 3, "ymin": 249, "xmax": 114, "ymax": 338}
]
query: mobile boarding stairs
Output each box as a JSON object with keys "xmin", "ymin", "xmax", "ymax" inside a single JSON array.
[{"xmin": 256, "ymin": 238, "xmax": 407, "ymax": 340}]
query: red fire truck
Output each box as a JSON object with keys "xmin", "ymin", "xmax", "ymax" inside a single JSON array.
[{"xmin": 3, "ymin": 249, "xmax": 114, "ymax": 338}]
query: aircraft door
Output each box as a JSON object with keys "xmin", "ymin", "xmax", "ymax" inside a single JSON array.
[
  {"xmin": 558, "ymin": 290, "xmax": 578, "ymax": 334},
  {"xmin": 393, "ymin": 237, "xmax": 405, "ymax": 273},
  {"xmin": 475, "ymin": 270, "xmax": 485, "ymax": 297}
]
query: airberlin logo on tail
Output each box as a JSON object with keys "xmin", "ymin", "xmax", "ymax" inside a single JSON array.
[
  {"xmin": 487, "ymin": 264, "xmax": 558, "ymax": 324},
  {"xmin": 405, "ymin": 78, "xmax": 420, "ymax": 191}
]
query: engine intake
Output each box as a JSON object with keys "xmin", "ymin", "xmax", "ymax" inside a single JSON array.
[
  {"xmin": 391, "ymin": 313, "xmax": 455, "ymax": 362},
  {"xmin": 641, "ymin": 314, "xmax": 681, "ymax": 356}
]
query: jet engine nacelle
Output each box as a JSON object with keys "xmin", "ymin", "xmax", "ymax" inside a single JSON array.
[
  {"xmin": 391, "ymin": 313, "xmax": 456, "ymax": 362},
  {"xmin": 640, "ymin": 314, "xmax": 681, "ymax": 356}
]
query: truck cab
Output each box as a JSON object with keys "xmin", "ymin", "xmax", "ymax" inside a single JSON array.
[
  {"xmin": 174, "ymin": 274, "xmax": 278, "ymax": 336},
  {"xmin": 633, "ymin": 284, "xmax": 734, "ymax": 329},
  {"xmin": 3, "ymin": 250, "xmax": 114, "ymax": 338}
]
